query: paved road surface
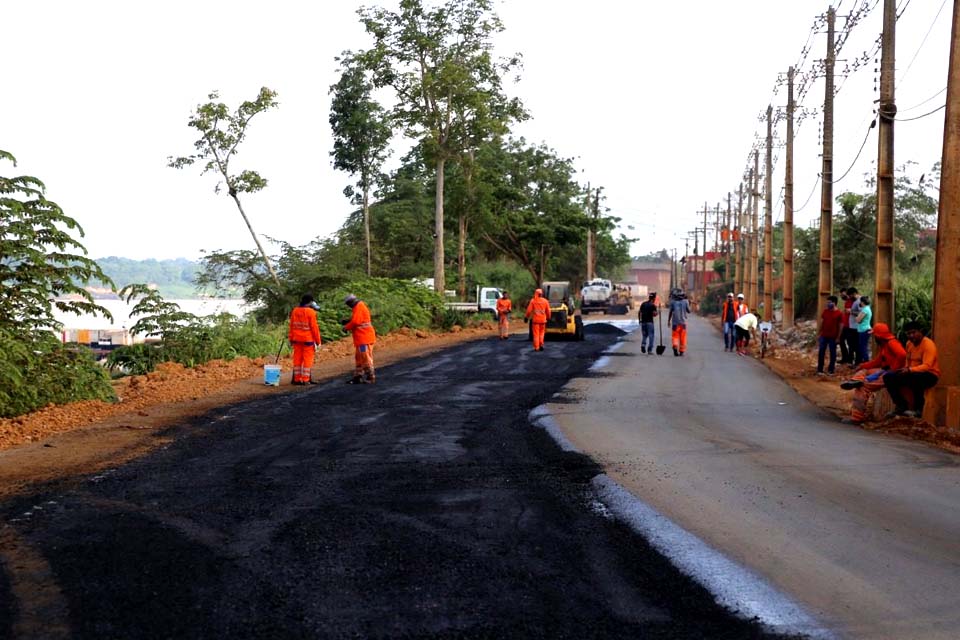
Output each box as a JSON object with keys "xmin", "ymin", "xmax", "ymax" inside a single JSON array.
[
  {"xmin": 548, "ymin": 315, "xmax": 960, "ymax": 640},
  {"xmin": 0, "ymin": 326, "xmax": 786, "ymax": 639}
]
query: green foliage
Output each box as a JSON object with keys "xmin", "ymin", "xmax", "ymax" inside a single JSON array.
[
  {"xmin": 312, "ymin": 278, "xmax": 446, "ymax": 341},
  {"xmin": 95, "ymin": 257, "xmax": 212, "ymax": 298},
  {"xmin": 894, "ymin": 260, "xmax": 934, "ymax": 337}
]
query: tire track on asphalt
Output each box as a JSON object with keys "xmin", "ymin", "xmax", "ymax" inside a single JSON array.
[{"xmin": 0, "ymin": 523, "xmax": 71, "ymax": 639}]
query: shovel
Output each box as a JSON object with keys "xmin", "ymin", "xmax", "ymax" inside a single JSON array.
[{"xmin": 655, "ymin": 305, "xmax": 666, "ymax": 355}]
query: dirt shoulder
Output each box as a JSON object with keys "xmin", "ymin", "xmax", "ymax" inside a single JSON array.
[
  {"xmin": 707, "ymin": 315, "xmax": 960, "ymax": 455},
  {"xmin": 0, "ymin": 321, "xmax": 511, "ymax": 499}
]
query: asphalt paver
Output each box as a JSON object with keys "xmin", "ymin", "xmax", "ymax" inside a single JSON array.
[{"xmin": 1, "ymin": 326, "xmax": 791, "ymax": 639}]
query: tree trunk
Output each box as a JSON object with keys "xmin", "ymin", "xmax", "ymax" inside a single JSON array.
[
  {"xmin": 363, "ymin": 187, "xmax": 372, "ymax": 277},
  {"xmin": 434, "ymin": 157, "xmax": 445, "ymax": 294},
  {"xmin": 458, "ymin": 214, "xmax": 467, "ymax": 300},
  {"xmin": 230, "ymin": 192, "xmax": 281, "ymax": 289}
]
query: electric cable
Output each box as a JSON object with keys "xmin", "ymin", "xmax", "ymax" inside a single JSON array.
[
  {"xmin": 895, "ymin": 103, "xmax": 946, "ymax": 122},
  {"xmin": 825, "ymin": 118, "xmax": 876, "ymax": 185},
  {"xmin": 896, "ymin": 0, "xmax": 949, "ymax": 89}
]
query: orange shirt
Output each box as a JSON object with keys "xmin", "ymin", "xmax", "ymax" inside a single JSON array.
[
  {"xmin": 496, "ymin": 298, "xmax": 512, "ymax": 315},
  {"xmin": 288, "ymin": 306, "xmax": 321, "ymax": 344},
  {"xmin": 906, "ymin": 337, "xmax": 940, "ymax": 377},
  {"xmin": 861, "ymin": 338, "xmax": 906, "ymax": 371},
  {"xmin": 344, "ymin": 300, "xmax": 376, "ymax": 346},
  {"xmin": 525, "ymin": 296, "xmax": 552, "ymax": 324}
]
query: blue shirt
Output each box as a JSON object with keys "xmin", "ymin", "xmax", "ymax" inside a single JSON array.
[
  {"xmin": 857, "ymin": 305, "xmax": 872, "ymax": 332},
  {"xmin": 669, "ymin": 299, "xmax": 690, "ymax": 327}
]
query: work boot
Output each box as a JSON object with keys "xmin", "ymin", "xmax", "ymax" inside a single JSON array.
[
  {"xmin": 641, "ymin": 346, "xmax": 646, "ymax": 354},
  {"xmin": 673, "ymin": 347, "xmax": 679, "ymax": 357},
  {"xmin": 840, "ymin": 379, "xmax": 863, "ymax": 390}
]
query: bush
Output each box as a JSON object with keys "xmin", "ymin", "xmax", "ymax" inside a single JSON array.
[
  {"xmin": 312, "ymin": 278, "xmax": 445, "ymax": 341},
  {"xmin": 895, "ymin": 262, "xmax": 934, "ymax": 337}
]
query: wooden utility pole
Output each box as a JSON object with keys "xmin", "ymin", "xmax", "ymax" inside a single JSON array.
[
  {"xmin": 818, "ymin": 6, "xmax": 837, "ymax": 324},
  {"xmin": 764, "ymin": 105, "xmax": 774, "ymax": 322},
  {"xmin": 737, "ymin": 182, "xmax": 745, "ymax": 296},
  {"xmin": 783, "ymin": 67, "xmax": 796, "ymax": 328},
  {"xmin": 875, "ymin": 0, "xmax": 897, "ymax": 328},
  {"xmin": 751, "ymin": 153, "xmax": 760, "ymax": 309},
  {"xmin": 926, "ymin": 0, "xmax": 960, "ymax": 428}
]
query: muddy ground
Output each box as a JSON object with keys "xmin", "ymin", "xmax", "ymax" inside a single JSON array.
[{"xmin": 0, "ymin": 326, "xmax": 790, "ymax": 639}]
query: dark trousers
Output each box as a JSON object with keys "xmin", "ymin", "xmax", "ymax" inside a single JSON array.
[
  {"xmin": 840, "ymin": 327, "xmax": 856, "ymax": 363},
  {"xmin": 857, "ymin": 331, "xmax": 871, "ymax": 365},
  {"xmin": 883, "ymin": 371, "xmax": 939, "ymax": 413},
  {"xmin": 817, "ymin": 336, "xmax": 838, "ymax": 373}
]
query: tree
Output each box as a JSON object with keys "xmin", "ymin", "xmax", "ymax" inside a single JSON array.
[
  {"xmin": 168, "ymin": 87, "xmax": 282, "ymax": 289},
  {"xmin": 330, "ymin": 57, "xmax": 393, "ymax": 276},
  {"xmin": 357, "ymin": 0, "xmax": 524, "ymax": 293}
]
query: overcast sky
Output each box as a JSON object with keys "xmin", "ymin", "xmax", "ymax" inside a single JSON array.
[{"xmin": 2, "ymin": 0, "xmax": 950, "ymax": 263}]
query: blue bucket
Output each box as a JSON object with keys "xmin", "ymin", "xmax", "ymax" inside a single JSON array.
[{"xmin": 264, "ymin": 364, "xmax": 281, "ymax": 386}]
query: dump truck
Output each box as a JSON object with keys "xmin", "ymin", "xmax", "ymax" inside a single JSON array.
[{"xmin": 528, "ymin": 281, "xmax": 584, "ymax": 341}]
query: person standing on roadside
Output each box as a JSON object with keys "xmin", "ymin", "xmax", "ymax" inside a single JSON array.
[
  {"xmin": 736, "ymin": 293, "xmax": 749, "ymax": 316},
  {"xmin": 343, "ymin": 294, "xmax": 377, "ymax": 384},
  {"xmin": 668, "ymin": 290, "xmax": 691, "ymax": 357},
  {"xmin": 856, "ymin": 295, "xmax": 873, "ymax": 364},
  {"xmin": 495, "ymin": 291, "xmax": 512, "ymax": 340},
  {"xmin": 883, "ymin": 321, "xmax": 940, "ymax": 418},
  {"xmin": 817, "ymin": 295, "xmax": 845, "ymax": 375},
  {"xmin": 838, "ymin": 289, "xmax": 855, "ymax": 364},
  {"xmin": 839, "ymin": 322, "xmax": 905, "ymax": 424},
  {"xmin": 638, "ymin": 292, "xmax": 658, "ymax": 354},
  {"xmin": 846, "ymin": 288, "xmax": 862, "ymax": 365},
  {"xmin": 288, "ymin": 294, "xmax": 322, "ymax": 386},
  {"xmin": 525, "ymin": 288, "xmax": 551, "ymax": 352},
  {"xmin": 721, "ymin": 292, "xmax": 740, "ymax": 352}
]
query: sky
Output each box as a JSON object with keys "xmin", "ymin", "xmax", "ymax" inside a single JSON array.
[{"xmin": 2, "ymin": 0, "xmax": 951, "ymax": 263}]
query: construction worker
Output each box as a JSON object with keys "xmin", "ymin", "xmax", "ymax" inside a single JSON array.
[
  {"xmin": 288, "ymin": 294, "xmax": 322, "ymax": 385},
  {"xmin": 736, "ymin": 293, "xmax": 749, "ymax": 315},
  {"xmin": 721, "ymin": 292, "xmax": 741, "ymax": 352},
  {"xmin": 495, "ymin": 291, "xmax": 512, "ymax": 340},
  {"xmin": 525, "ymin": 288, "xmax": 551, "ymax": 352},
  {"xmin": 667, "ymin": 290, "xmax": 690, "ymax": 357},
  {"xmin": 839, "ymin": 322, "xmax": 905, "ymax": 424},
  {"xmin": 883, "ymin": 321, "xmax": 940, "ymax": 418},
  {"xmin": 734, "ymin": 311, "xmax": 758, "ymax": 356},
  {"xmin": 638, "ymin": 292, "xmax": 658, "ymax": 355},
  {"xmin": 343, "ymin": 293, "xmax": 377, "ymax": 384}
]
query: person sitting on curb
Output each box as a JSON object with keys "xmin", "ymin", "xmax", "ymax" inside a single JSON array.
[
  {"xmin": 817, "ymin": 295, "xmax": 845, "ymax": 375},
  {"xmin": 839, "ymin": 322, "xmax": 905, "ymax": 425},
  {"xmin": 882, "ymin": 321, "xmax": 940, "ymax": 418},
  {"xmin": 734, "ymin": 311, "xmax": 758, "ymax": 356}
]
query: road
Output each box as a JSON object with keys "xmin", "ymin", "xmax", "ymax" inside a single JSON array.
[
  {"xmin": 548, "ymin": 314, "xmax": 960, "ymax": 640},
  {"xmin": 0, "ymin": 325, "xmax": 786, "ymax": 639}
]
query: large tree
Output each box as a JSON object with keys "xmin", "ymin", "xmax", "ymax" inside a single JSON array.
[
  {"xmin": 330, "ymin": 56, "xmax": 393, "ymax": 276},
  {"xmin": 168, "ymin": 87, "xmax": 282, "ymax": 289},
  {"xmin": 357, "ymin": 0, "xmax": 523, "ymax": 293}
]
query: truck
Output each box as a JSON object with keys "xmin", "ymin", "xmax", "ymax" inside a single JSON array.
[
  {"xmin": 579, "ymin": 278, "xmax": 613, "ymax": 314},
  {"xmin": 608, "ymin": 284, "xmax": 634, "ymax": 315},
  {"xmin": 443, "ymin": 285, "xmax": 504, "ymax": 317}
]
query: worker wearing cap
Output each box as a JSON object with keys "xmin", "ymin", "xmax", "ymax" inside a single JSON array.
[
  {"xmin": 721, "ymin": 292, "xmax": 741, "ymax": 352},
  {"xmin": 495, "ymin": 291, "xmax": 512, "ymax": 340},
  {"xmin": 525, "ymin": 288, "xmax": 551, "ymax": 352},
  {"xmin": 736, "ymin": 293, "xmax": 749, "ymax": 316},
  {"xmin": 839, "ymin": 322, "xmax": 905, "ymax": 424},
  {"xmin": 288, "ymin": 294, "xmax": 322, "ymax": 385},
  {"xmin": 638, "ymin": 292, "xmax": 658, "ymax": 354},
  {"xmin": 667, "ymin": 290, "xmax": 691, "ymax": 357},
  {"xmin": 343, "ymin": 294, "xmax": 377, "ymax": 384}
]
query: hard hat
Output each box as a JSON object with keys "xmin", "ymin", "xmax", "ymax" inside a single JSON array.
[
  {"xmin": 727, "ymin": 292, "xmax": 734, "ymax": 298},
  {"xmin": 534, "ymin": 288, "xmax": 543, "ymax": 296}
]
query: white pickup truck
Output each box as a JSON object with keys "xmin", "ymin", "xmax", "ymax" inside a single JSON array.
[
  {"xmin": 445, "ymin": 286, "xmax": 503, "ymax": 316},
  {"xmin": 580, "ymin": 278, "xmax": 613, "ymax": 314}
]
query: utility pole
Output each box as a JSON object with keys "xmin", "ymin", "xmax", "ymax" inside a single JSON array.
[
  {"xmin": 783, "ymin": 67, "xmax": 796, "ymax": 328},
  {"xmin": 585, "ymin": 182, "xmax": 592, "ymax": 281},
  {"xmin": 587, "ymin": 186, "xmax": 601, "ymax": 281},
  {"xmin": 764, "ymin": 105, "xmax": 774, "ymax": 322},
  {"xmin": 703, "ymin": 204, "xmax": 709, "ymax": 300},
  {"xmin": 727, "ymin": 192, "xmax": 733, "ymax": 286},
  {"xmin": 875, "ymin": 0, "xmax": 897, "ymax": 329},
  {"xmin": 751, "ymin": 155, "xmax": 760, "ymax": 310},
  {"xmin": 818, "ymin": 6, "xmax": 837, "ymax": 325},
  {"xmin": 684, "ymin": 236, "xmax": 690, "ymax": 291},
  {"xmin": 927, "ymin": 0, "xmax": 960, "ymax": 428},
  {"xmin": 737, "ymin": 182, "xmax": 745, "ymax": 296}
]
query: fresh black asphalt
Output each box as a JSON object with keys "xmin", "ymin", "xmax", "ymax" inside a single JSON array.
[{"xmin": 0, "ymin": 326, "xmax": 797, "ymax": 639}]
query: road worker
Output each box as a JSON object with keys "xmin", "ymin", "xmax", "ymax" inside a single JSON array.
[
  {"xmin": 638, "ymin": 292, "xmax": 658, "ymax": 354},
  {"xmin": 839, "ymin": 322, "xmax": 905, "ymax": 424},
  {"xmin": 721, "ymin": 292, "xmax": 741, "ymax": 352},
  {"xmin": 667, "ymin": 290, "xmax": 691, "ymax": 357},
  {"xmin": 736, "ymin": 293, "xmax": 749, "ymax": 316},
  {"xmin": 343, "ymin": 293, "xmax": 377, "ymax": 384},
  {"xmin": 496, "ymin": 291, "xmax": 512, "ymax": 340},
  {"xmin": 525, "ymin": 288, "xmax": 551, "ymax": 352},
  {"xmin": 734, "ymin": 311, "xmax": 758, "ymax": 356},
  {"xmin": 288, "ymin": 294, "xmax": 322, "ymax": 385},
  {"xmin": 882, "ymin": 321, "xmax": 940, "ymax": 418}
]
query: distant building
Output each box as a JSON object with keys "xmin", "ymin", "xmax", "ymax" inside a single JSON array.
[
  {"xmin": 684, "ymin": 251, "xmax": 721, "ymax": 291},
  {"xmin": 628, "ymin": 257, "xmax": 672, "ymax": 296}
]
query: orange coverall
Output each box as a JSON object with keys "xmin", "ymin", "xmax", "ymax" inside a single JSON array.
[
  {"xmin": 344, "ymin": 300, "xmax": 377, "ymax": 382},
  {"xmin": 849, "ymin": 336, "xmax": 906, "ymax": 422},
  {"xmin": 496, "ymin": 297, "xmax": 512, "ymax": 339},
  {"xmin": 525, "ymin": 292, "xmax": 551, "ymax": 351},
  {"xmin": 288, "ymin": 305, "xmax": 322, "ymax": 383}
]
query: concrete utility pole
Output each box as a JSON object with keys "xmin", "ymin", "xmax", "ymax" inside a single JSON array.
[
  {"xmin": 727, "ymin": 192, "xmax": 733, "ymax": 286},
  {"xmin": 703, "ymin": 204, "xmax": 709, "ymax": 300},
  {"xmin": 875, "ymin": 0, "xmax": 897, "ymax": 329},
  {"xmin": 818, "ymin": 6, "xmax": 837, "ymax": 325},
  {"xmin": 927, "ymin": 0, "xmax": 960, "ymax": 428},
  {"xmin": 751, "ymin": 153, "xmax": 760, "ymax": 310},
  {"xmin": 764, "ymin": 105, "xmax": 774, "ymax": 322},
  {"xmin": 783, "ymin": 67, "xmax": 796, "ymax": 328},
  {"xmin": 586, "ymin": 185, "xmax": 599, "ymax": 281},
  {"xmin": 737, "ymin": 182, "xmax": 745, "ymax": 296},
  {"xmin": 714, "ymin": 203, "xmax": 721, "ymax": 253},
  {"xmin": 684, "ymin": 236, "xmax": 690, "ymax": 291}
]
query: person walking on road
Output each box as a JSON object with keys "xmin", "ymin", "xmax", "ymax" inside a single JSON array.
[
  {"xmin": 855, "ymin": 295, "xmax": 873, "ymax": 364},
  {"xmin": 736, "ymin": 293, "xmax": 749, "ymax": 316},
  {"xmin": 882, "ymin": 321, "xmax": 940, "ymax": 418},
  {"xmin": 734, "ymin": 311, "xmax": 758, "ymax": 356},
  {"xmin": 525, "ymin": 288, "xmax": 551, "ymax": 352},
  {"xmin": 495, "ymin": 291, "xmax": 512, "ymax": 340},
  {"xmin": 817, "ymin": 295, "xmax": 845, "ymax": 375},
  {"xmin": 668, "ymin": 290, "xmax": 691, "ymax": 357},
  {"xmin": 721, "ymin": 292, "xmax": 741, "ymax": 352},
  {"xmin": 839, "ymin": 322, "xmax": 905, "ymax": 424},
  {"xmin": 343, "ymin": 294, "xmax": 377, "ymax": 384},
  {"xmin": 638, "ymin": 292, "xmax": 658, "ymax": 354},
  {"xmin": 288, "ymin": 294, "xmax": 322, "ymax": 385}
]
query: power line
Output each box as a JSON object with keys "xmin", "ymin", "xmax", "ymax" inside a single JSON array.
[
  {"xmin": 794, "ymin": 175, "xmax": 822, "ymax": 213},
  {"xmin": 826, "ymin": 118, "xmax": 877, "ymax": 185},
  {"xmin": 895, "ymin": 103, "xmax": 946, "ymax": 122},
  {"xmin": 900, "ymin": 86, "xmax": 947, "ymax": 112},
  {"xmin": 896, "ymin": 0, "xmax": 949, "ymax": 89}
]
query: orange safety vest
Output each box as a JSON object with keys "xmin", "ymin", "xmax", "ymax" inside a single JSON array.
[
  {"xmin": 289, "ymin": 306, "xmax": 321, "ymax": 344},
  {"xmin": 496, "ymin": 298, "xmax": 512, "ymax": 316},
  {"xmin": 525, "ymin": 295, "xmax": 552, "ymax": 324},
  {"xmin": 721, "ymin": 300, "xmax": 742, "ymax": 321},
  {"xmin": 344, "ymin": 300, "xmax": 376, "ymax": 346}
]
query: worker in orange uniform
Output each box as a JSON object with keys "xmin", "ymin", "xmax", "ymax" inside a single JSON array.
[
  {"xmin": 495, "ymin": 291, "xmax": 512, "ymax": 340},
  {"xmin": 668, "ymin": 289, "xmax": 691, "ymax": 357},
  {"xmin": 839, "ymin": 322, "xmax": 906, "ymax": 424},
  {"xmin": 525, "ymin": 288, "xmax": 551, "ymax": 352},
  {"xmin": 288, "ymin": 294, "xmax": 322, "ymax": 385},
  {"xmin": 343, "ymin": 293, "xmax": 377, "ymax": 384},
  {"xmin": 883, "ymin": 321, "xmax": 940, "ymax": 418}
]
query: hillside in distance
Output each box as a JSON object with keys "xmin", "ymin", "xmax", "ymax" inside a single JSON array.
[{"xmin": 93, "ymin": 257, "xmax": 213, "ymax": 299}]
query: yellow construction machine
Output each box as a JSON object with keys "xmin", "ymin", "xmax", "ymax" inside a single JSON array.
[{"xmin": 529, "ymin": 281, "xmax": 584, "ymax": 341}]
